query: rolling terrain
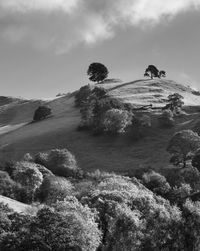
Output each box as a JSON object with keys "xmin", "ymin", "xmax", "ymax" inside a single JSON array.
[{"xmin": 0, "ymin": 79, "xmax": 200, "ymax": 174}]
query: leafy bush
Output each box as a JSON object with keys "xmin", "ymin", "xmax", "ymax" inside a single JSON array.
[
  {"xmin": 0, "ymin": 171, "xmax": 18, "ymax": 199},
  {"xmin": 74, "ymin": 85, "xmax": 92, "ymax": 107},
  {"xmin": 12, "ymin": 161, "xmax": 43, "ymax": 190},
  {"xmin": 103, "ymin": 108, "xmax": 132, "ymax": 134},
  {"xmin": 12, "ymin": 161, "xmax": 43, "ymax": 202},
  {"xmin": 34, "ymin": 149, "xmax": 81, "ymax": 178},
  {"xmin": 192, "ymin": 148, "xmax": 200, "ymax": 171},
  {"xmin": 38, "ymin": 176, "xmax": 74, "ymax": 204},
  {"xmin": 167, "ymin": 130, "xmax": 200, "ymax": 167},
  {"xmin": 142, "ymin": 170, "xmax": 171, "ymax": 196},
  {"xmin": 192, "ymin": 120, "xmax": 200, "ymax": 136},
  {"xmin": 159, "ymin": 109, "xmax": 174, "ymax": 127},
  {"xmin": 166, "ymin": 93, "xmax": 184, "ymax": 113},
  {"xmin": 33, "ymin": 105, "xmax": 52, "ymax": 121}
]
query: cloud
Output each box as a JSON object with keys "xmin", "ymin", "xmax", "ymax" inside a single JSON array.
[{"xmin": 0, "ymin": 0, "xmax": 200, "ymax": 53}]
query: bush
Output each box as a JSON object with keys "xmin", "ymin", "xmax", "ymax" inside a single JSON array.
[
  {"xmin": 38, "ymin": 176, "xmax": 74, "ymax": 204},
  {"xmin": 142, "ymin": 170, "xmax": 171, "ymax": 196},
  {"xmin": 74, "ymin": 85, "xmax": 92, "ymax": 107},
  {"xmin": 34, "ymin": 149, "xmax": 81, "ymax": 178},
  {"xmin": 103, "ymin": 108, "xmax": 132, "ymax": 134},
  {"xmin": 159, "ymin": 109, "xmax": 174, "ymax": 127},
  {"xmin": 192, "ymin": 148, "xmax": 200, "ymax": 171},
  {"xmin": 33, "ymin": 105, "xmax": 52, "ymax": 121},
  {"xmin": 167, "ymin": 130, "xmax": 200, "ymax": 167},
  {"xmin": 12, "ymin": 161, "xmax": 43, "ymax": 202},
  {"xmin": 12, "ymin": 161, "xmax": 43, "ymax": 190},
  {"xmin": 0, "ymin": 171, "xmax": 17, "ymax": 199},
  {"xmin": 193, "ymin": 120, "xmax": 200, "ymax": 136}
]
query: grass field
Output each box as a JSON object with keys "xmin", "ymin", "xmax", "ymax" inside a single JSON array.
[{"xmin": 0, "ymin": 79, "xmax": 200, "ymax": 174}]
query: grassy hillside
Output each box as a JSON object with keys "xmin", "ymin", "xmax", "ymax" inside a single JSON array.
[
  {"xmin": 0, "ymin": 79, "xmax": 200, "ymax": 174},
  {"xmin": 0, "ymin": 195, "xmax": 36, "ymax": 214}
]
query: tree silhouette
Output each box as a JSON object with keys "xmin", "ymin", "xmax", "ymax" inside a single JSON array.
[
  {"xmin": 144, "ymin": 65, "xmax": 159, "ymax": 79},
  {"xmin": 87, "ymin": 62, "xmax": 109, "ymax": 83},
  {"xmin": 159, "ymin": 70, "xmax": 166, "ymax": 78},
  {"xmin": 33, "ymin": 106, "xmax": 52, "ymax": 121},
  {"xmin": 144, "ymin": 65, "xmax": 166, "ymax": 79}
]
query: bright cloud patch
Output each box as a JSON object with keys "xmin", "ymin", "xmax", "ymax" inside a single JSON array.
[{"xmin": 0, "ymin": 0, "xmax": 200, "ymax": 53}]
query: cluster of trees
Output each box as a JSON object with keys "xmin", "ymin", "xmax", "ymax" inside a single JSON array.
[
  {"xmin": 75, "ymin": 85, "xmax": 134, "ymax": 134},
  {"xmin": 144, "ymin": 65, "xmax": 166, "ymax": 79},
  {"xmin": 75, "ymin": 85, "xmax": 153, "ymax": 135},
  {"xmin": 2, "ymin": 155, "xmax": 200, "ymax": 250},
  {"xmin": 2, "ymin": 126, "xmax": 200, "ymax": 250}
]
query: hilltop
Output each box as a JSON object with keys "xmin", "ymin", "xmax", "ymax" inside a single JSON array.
[
  {"xmin": 0, "ymin": 79, "xmax": 200, "ymax": 174},
  {"xmin": 100, "ymin": 79, "xmax": 200, "ymax": 107}
]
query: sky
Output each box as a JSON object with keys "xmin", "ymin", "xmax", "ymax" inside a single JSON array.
[{"xmin": 0, "ymin": 0, "xmax": 200, "ymax": 98}]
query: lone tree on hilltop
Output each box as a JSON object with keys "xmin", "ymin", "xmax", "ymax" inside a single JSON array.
[
  {"xmin": 167, "ymin": 130, "xmax": 200, "ymax": 167},
  {"xmin": 87, "ymin": 62, "xmax": 109, "ymax": 83},
  {"xmin": 33, "ymin": 105, "xmax": 52, "ymax": 121},
  {"xmin": 144, "ymin": 65, "xmax": 166, "ymax": 79}
]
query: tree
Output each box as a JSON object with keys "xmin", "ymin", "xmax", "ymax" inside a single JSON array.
[
  {"xmin": 166, "ymin": 93, "xmax": 184, "ymax": 113},
  {"xmin": 33, "ymin": 105, "xmax": 52, "ymax": 121},
  {"xmin": 74, "ymin": 85, "xmax": 92, "ymax": 107},
  {"xmin": 159, "ymin": 109, "xmax": 174, "ymax": 127},
  {"xmin": 38, "ymin": 176, "xmax": 74, "ymax": 204},
  {"xmin": 87, "ymin": 62, "xmax": 109, "ymax": 83},
  {"xmin": 159, "ymin": 70, "xmax": 166, "ymax": 78},
  {"xmin": 144, "ymin": 65, "xmax": 159, "ymax": 79},
  {"xmin": 167, "ymin": 130, "xmax": 200, "ymax": 167},
  {"xmin": 192, "ymin": 148, "xmax": 200, "ymax": 171},
  {"xmin": 34, "ymin": 149, "xmax": 81, "ymax": 178},
  {"xmin": 103, "ymin": 108, "xmax": 132, "ymax": 134},
  {"xmin": 12, "ymin": 161, "xmax": 43, "ymax": 202}
]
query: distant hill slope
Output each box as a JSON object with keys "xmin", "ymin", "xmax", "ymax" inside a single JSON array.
[
  {"xmin": 98, "ymin": 79, "xmax": 200, "ymax": 107},
  {"xmin": 0, "ymin": 79, "xmax": 200, "ymax": 174}
]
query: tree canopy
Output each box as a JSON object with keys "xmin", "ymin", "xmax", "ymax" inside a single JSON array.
[{"xmin": 87, "ymin": 62, "xmax": 109, "ymax": 83}]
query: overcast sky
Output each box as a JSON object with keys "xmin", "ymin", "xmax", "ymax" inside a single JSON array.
[{"xmin": 0, "ymin": 0, "xmax": 200, "ymax": 98}]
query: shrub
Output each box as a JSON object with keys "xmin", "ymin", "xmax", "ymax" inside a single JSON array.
[
  {"xmin": 159, "ymin": 109, "xmax": 174, "ymax": 127},
  {"xmin": 103, "ymin": 108, "xmax": 132, "ymax": 134},
  {"xmin": 38, "ymin": 176, "xmax": 74, "ymax": 204},
  {"xmin": 192, "ymin": 148, "xmax": 200, "ymax": 171},
  {"xmin": 33, "ymin": 105, "xmax": 52, "ymax": 121},
  {"xmin": 34, "ymin": 149, "xmax": 81, "ymax": 178},
  {"xmin": 0, "ymin": 171, "xmax": 17, "ymax": 199},
  {"xmin": 192, "ymin": 120, "xmax": 200, "ymax": 136},
  {"xmin": 74, "ymin": 85, "xmax": 92, "ymax": 107},
  {"xmin": 166, "ymin": 93, "xmax": 184, "ymax": 113},
  {"xmin": 12, "ymin": 161, "xmax": 43, "ymax": 202},
  {"xmin": 142, "ymin": 170, "xmax": 171, "ymax": 196},
  {"xmin": 167, "ymin": 130, "xmax": 200, "ymax": 167},
  {"xmin": 12, "ymin": 161, "xmax": 43, "ymax": 190}
]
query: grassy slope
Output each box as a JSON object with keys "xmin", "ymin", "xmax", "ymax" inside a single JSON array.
[
  {"xmin": 0, "ymin": 195, "xmax": 35, "ymax": 214},
  {"xmin": 0, "ymin": 79, "xmax": 200, "ymax": 174}
]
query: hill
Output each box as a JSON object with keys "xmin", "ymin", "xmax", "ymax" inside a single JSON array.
[
  {"xmin": 0, "ymin": 79, "xmax": 200, "ymax": 174},
  {"xmin": 100, "ymin": 79, "xmax": 200, "ymax": 107}
]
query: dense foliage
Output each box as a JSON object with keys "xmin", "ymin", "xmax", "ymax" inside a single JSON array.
[
  {"xmin": 87, "ymin": 62, "xmax": 109, "ymax": 83},
  {"xmin": 144, "ymin": 65, "xmax": 166, "ymax": 79},
  {"xmin": 33, "ymin": 105, "xmax": 52, "ymax": 121}
]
